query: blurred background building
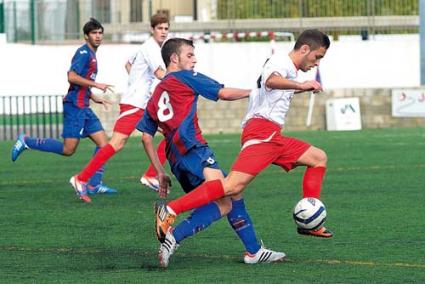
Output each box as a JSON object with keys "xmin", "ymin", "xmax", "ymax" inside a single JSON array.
[
  {"xmin": 0, "ymin": 0, "xmax": 419, "ymax": 43},
  {"xmin": 0, "ymin": 0, "xmax": 424, "ymax": 139}
]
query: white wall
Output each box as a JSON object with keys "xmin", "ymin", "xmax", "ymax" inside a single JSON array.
[{"xmin": 0, "ymin": 34, "xmax": 420, "ymax": 96}]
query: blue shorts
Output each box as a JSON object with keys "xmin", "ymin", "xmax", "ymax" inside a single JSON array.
[
  {"xmin": 62, "ymin": 103, "xmax": 104, "ymax": 139},
  {"xmin": 170, "ymin": 145, "xmax": 225, "ymax": 193}
]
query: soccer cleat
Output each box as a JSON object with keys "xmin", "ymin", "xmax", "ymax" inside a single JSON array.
[
  {"xmin": 244, "ymin": 246, "xmax": 286, "ymax": 264},
  {"xmin": 140, "ymin": 175, "xmax": 160, "ymax": 191},
  {"xmin": 87, "ymin": 184, "xmax": 118, "ymax": 195},
  {"xmin": 11, "ymin": 133, "xmax": 28, "ymax": 162},
  {"xmin": 69, "ymin": 175, "xmax": 92, "ymax": 203},
  {"xmin": 158, "ymin": 228, "xmax": 179, "ymax": 268},
  {"xmin": 297, "ymin": 226, "xmax": 333, "ymax": 238},
  {"xmin": 154, "ymin": 200, "xmax": 176, "ymax": 243}
]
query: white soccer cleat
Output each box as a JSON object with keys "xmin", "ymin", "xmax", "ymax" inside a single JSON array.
[
  {"xmin": 69, "ymin": 175, "xmax": 91, "ymax": 203},
  {"xmin": 140, "ymin": 176, "xmax": 160, "ymax": 191},
  {"xmin": 243, "ymin": 246, "xmax": 286, "ymax": 264},
  {"xmin": 158, "ymin": 228, "xmax": 179, "ymax": 268}
]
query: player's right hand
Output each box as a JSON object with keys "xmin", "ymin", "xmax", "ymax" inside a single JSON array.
[
  {"xmin": 301, "ymin": 80, "xmax": 323, "ymax": 93},
  {"xmin": 158, "ymin": 173, "xmax": 172, "ymax": 199}
]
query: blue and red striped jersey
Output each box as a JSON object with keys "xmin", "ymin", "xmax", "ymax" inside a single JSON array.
[
  {"xmin": 64, "ymin": 44, "xmax": 98, "ymax": 108},
  {"xmin": 138, "ymin": 70, "xmax": 223, "ymax": 155}
]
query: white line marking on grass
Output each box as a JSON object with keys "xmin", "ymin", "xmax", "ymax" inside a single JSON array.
[
  {"xmin": 2, "ymin": 246, "xmax": 425, "ymax": 269},
  {"xmin": 309, "ymin": 258, "xmax": 425, "ymax": 269},
  {"xmin": 265, "ymin": 163, "xmax": 425, "ymax": 174}
]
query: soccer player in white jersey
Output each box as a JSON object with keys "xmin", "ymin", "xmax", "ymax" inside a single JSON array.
[
  {"xmin": 153, "ymin": 29, "xmax": 333, "ymax": 247},
  {"xmin": 70, "ymin": 13, "xmax": 169, "ymax": 199}
]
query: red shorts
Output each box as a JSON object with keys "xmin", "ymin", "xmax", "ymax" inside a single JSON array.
[
  {"xmin": 231, "ymin": 118, "xmax": 310, "ymax": 176},
  {"xmin": 113, "ymin": 104, "xmax": 144, "ymax": 136}
]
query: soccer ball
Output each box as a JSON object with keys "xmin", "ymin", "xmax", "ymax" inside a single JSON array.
[{"xmin": 293, "ymin": 198, "xmax": 327, "ymax": 230}]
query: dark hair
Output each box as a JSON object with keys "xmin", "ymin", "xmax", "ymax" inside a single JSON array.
[
  {"xmin": 294, "ymin": 29, "xmax": 330, "ymax": 51},
  {"xmin": 161, "ymin": 38, "xmax": 194, "ymax": 67},
  {"xmin": 83, "ymin": 18, "xmax": 104, "ymax": 35},
  {"xmin": 150, "ymin": 13, "xmax": 169, "ymax": 28}
]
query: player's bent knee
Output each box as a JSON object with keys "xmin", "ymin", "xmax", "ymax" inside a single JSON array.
[
  {"xmin": 308, "ymin": 146, "xmax": 327, "ymax": 167},
  {"xmin": 316, "ymin": 148, "xmax": 328, "ymax": 166}
]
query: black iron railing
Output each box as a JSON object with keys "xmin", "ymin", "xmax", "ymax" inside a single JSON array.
[{"xmin": 0, "ymin": 95, "xmax": 63, "ymax": 141}]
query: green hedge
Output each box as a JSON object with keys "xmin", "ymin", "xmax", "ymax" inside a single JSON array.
[
  {"xmin": 217, "ymin": 0, "xmax": 418, "ymax": 19},
  {"xmin": 0, "ymin": 2, "xmax": 4, "ymax": 33}
]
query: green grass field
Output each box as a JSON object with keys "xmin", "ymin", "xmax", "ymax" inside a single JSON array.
[{"xmin": 1, "ymin": 128, "xmax": 425, "ymax": 283}]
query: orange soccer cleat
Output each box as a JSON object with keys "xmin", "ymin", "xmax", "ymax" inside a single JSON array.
[
  {"xmin": 297, "ymin": 226, "xmax": 333, "ymax": 238},
  {"xmin": 154, "ymin": 200, "xmax": 176, "ymax": 243}
]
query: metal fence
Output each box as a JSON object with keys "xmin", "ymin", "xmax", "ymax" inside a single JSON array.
[
  {"xmin": 3, "ymin": 0, "xmax": 420, "ymax": 44},
  {"xmin": 0, "ymin": 95, "xmax": 63, "ymax": 141}
]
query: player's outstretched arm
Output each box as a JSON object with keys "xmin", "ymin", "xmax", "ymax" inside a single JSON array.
[
  {"xmin": 68, "ymin": 71, "xmax": 113, "ymax": 92},
  {"xmin": 218, "ymin": 88, "xmax": 251, "ymax": 101},
  {"xmin": 141, "ymin": 132, "xmax": 171, "ymax": 198},
  {"xmin": 266, "ymin": 73, "xmax": 322, "ymax": 93}
]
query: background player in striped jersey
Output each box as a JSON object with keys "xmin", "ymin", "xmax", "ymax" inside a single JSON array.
[
  {"xmin": 70, "ymin": 13, "xmax": 170, "ymax": 197},
  {"xmin": 137, "ymin": 38, "xmax": 285, "ymax": 267},
  {"xmin": 154, "ymin": 29, "xmax": 333, "ymax": 249},
  {"xmin": 11, "ymin": 18, "xmax": 116, "ymax": 202}
]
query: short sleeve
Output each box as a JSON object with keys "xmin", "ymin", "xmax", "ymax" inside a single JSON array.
[
  {"xmin": 142, "ymin": 42, "xmax": 165, "ymax": 75},
  {"xmin": 136, "ymin": 108, "xmax": 158, "ymax": 136},
  {"xmin": 262, "ymin": 54, "xmax": 289, "ymax": 83},
  {"xmin": 127, "ymin": 51, "xmax": 138, "ymax": 65},
  {"xmin": 176, "ymin": 70, "xmax": 223, "ymax": 101},
  {"xmin": 69, "ymin": 49, "xmax": 89, "ymax": 75}
]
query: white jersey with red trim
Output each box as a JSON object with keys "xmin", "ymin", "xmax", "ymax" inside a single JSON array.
[
  {"xmin": 242, "ymin": 52, "xmax": 298, "ymax": 128},
  {"xmin": 121, "ymin": 37, "xmax": 165, "ymax": 109}
]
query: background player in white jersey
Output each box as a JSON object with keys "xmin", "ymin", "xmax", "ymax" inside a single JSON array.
[
  {"xmin": 154, "ymin": 29, "xmax": 333, "ymax": 244},
  {"xmin": 70, "ymin": 13, "xmax": 169, "ymax": 196}
]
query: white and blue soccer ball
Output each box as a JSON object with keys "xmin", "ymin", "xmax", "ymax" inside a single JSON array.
[{"xmin": 293, "ymin": 198, "xmax": 327, "ymax": 230}]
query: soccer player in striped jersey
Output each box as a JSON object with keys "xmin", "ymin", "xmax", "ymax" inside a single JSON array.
[
  {"xmin": 11, "ymin": 18, "xmax": 116, "ymax": 202},
  {"xmin": 70, "ymin": 13, "xmax": 170, "ymax": 197},
  {"xmin": 138, "ymin": 38, "xmax": 285, "ymax": 267},
  {"xmin": 154, "ymin": 30, "xmax": 333, "ymax": 248}
]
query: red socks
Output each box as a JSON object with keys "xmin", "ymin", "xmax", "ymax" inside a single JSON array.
[
  {"xmin": 302, "ymin": 166, "xmax": 326, "ymax": 198},
  {"xmin": 168, "ymin": 180, "xmax": 225, "ymax": 215},
  {"xmin": 143, "ymin": 139, "xmax": 167, "ymax": 177},
  {"xmin": 78, "ymin": 144, "xmax": 116, "ymax": 182}
]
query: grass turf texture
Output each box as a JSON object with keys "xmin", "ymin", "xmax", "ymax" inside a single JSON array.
[{"xmin": 1, "ymin": 128, "xmax": 425, "ymax": 283}]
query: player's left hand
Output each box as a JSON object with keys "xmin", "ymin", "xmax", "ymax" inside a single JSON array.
[
  {"xmin": 105, "ymin": 85, "xmax": 116, "ymax": 94},
  {"xmin": 95, "ymin": 83, "xmax": 115, "ymax": 93},
  {"xmin": 91, "ymin": 93, "xmax": 113, "ymax": 111},
  {"xmin": 158, "ymin": 173, "xmax": 172, "ymax": 199}
]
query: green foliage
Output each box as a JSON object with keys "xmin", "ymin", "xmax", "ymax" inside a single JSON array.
[
  {"xmin": 0, "ymin": 113, "xmax": 63, "ymax": 126},
  {"xmin": 0, "ymin": 2, "xmax": 4, "ymax": 34},
  {"xmin": 217, "ymin": 0, "xmax": 418, "ymax": 19},
  {"xmin": 1, "ymin": 128, "xmax": 425, "ymax": 282}
]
